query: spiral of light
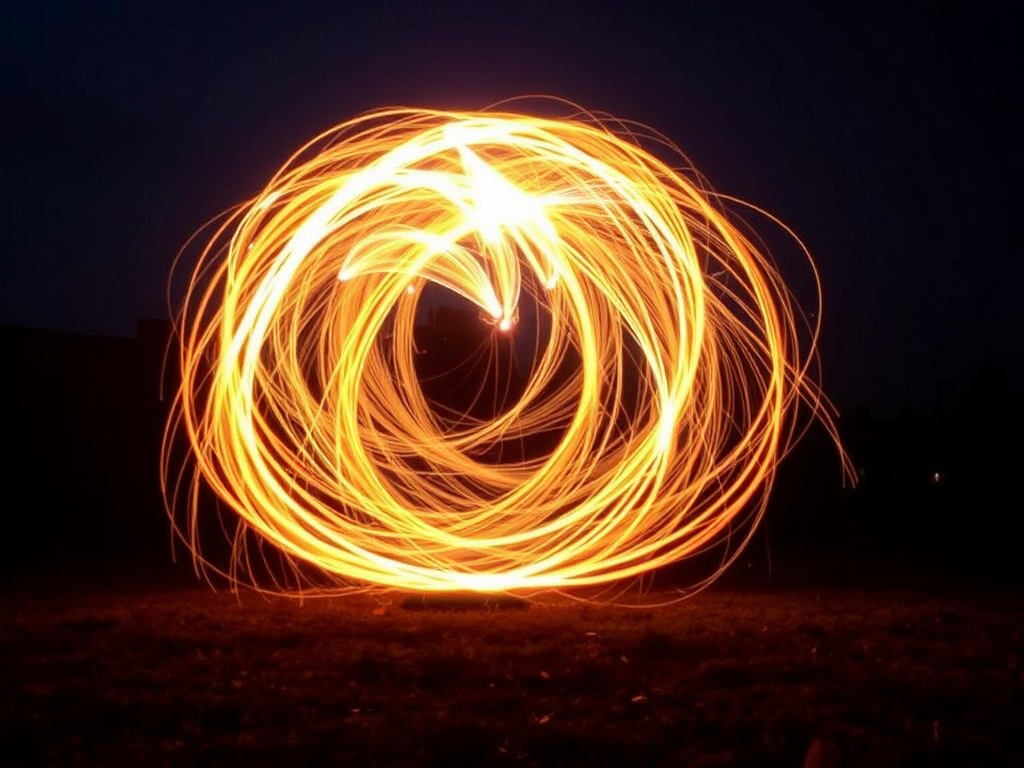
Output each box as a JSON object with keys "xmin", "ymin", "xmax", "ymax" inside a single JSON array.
[{"xmin": 162, "ymin": 99, "xmax": 851, "ymax": 596}]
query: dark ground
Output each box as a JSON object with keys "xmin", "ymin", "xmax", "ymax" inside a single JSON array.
[{"xmin": 3, "ymin": 580, "xmax": 1022, "ymax": 767}]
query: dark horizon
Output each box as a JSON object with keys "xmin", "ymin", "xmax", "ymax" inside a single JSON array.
[
  {"xmin": 4, "ymin": 312, "xmax": 1021, "ymax": 594},
  {"xmin": 1, "ymin": 309, "xmax": 1018, "ymax": 424}
]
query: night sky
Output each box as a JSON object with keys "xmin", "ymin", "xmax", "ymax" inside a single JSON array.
[{"xmin": 2, "ymin": 0, "xmax": 1020, "ymax": 415}]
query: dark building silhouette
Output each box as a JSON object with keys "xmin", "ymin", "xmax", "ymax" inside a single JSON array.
[{"xmin": 1, "ymin": 321, "xmax": 174, "ymax": 586}]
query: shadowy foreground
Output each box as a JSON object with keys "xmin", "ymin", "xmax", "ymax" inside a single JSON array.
[{"xmin": 2, "ymin": 586, "xmax": 1021, "ymax": 767}]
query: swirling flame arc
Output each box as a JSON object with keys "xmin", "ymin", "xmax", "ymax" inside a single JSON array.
[{"xmin": 161, "ymin": 100, "xmax": 852, "ymax": 598}]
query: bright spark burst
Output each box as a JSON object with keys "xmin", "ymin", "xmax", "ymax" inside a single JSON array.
[{"xmin": 161, "ymin": 98, "xmax": 852, "ymax": 599}]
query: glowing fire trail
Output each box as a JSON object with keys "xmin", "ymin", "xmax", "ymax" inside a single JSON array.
[{"xmin": 162, "ymin": 99, "xmax": 852, "ymax": 597}]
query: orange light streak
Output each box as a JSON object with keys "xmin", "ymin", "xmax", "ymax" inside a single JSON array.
[{"xmin": 161, "ymin": 98, "xmax": 853, "ymax": 598}]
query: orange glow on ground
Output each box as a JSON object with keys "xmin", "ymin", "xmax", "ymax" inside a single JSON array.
[{"xmin": 162, "ymin": 98, "xmax": 852, "ymax": 599}]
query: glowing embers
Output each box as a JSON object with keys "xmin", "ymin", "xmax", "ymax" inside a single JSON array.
[{"xmin": 162, "ymin": 99, "xmax": 850, "ymax": 597}]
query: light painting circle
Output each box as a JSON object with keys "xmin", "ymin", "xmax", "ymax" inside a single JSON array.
[{"xmin": 162, "ymin": 99, "xmax": 849, "ymax": 596}]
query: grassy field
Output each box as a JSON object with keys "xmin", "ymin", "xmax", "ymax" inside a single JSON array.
[{"xmin": 2, "ymin": 584, "xmax": 1021, "ymax": 767}]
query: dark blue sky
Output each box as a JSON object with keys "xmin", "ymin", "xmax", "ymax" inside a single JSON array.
[{"xmin": 2, "ymin": 0, "xmax": 1020, "ymax": 414}]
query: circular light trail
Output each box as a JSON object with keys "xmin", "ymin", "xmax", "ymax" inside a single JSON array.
[{"xmin": 162, "ymin": 99, "xmax": 852, "ymax": 597}]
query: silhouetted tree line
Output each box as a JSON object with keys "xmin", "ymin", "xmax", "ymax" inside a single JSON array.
[
  {"xmin": 2, "ymin": 317, "xmax": 1019, "ymax": 586},
  {"xmin": 764, "ymin": 363, "xmax": 1024, "ymax": 583}
]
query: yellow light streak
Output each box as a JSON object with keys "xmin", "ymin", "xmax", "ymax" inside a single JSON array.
[{"xmin": 161, "ymin": 98, "xmax": 853, "ymax": 599}]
